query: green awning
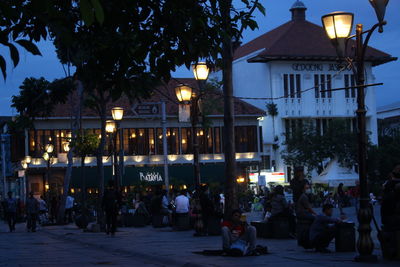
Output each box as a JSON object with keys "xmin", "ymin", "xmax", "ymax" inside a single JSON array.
[{"xmin": 70, "ymin": 164, "xmax": 225, "ymax": 188}]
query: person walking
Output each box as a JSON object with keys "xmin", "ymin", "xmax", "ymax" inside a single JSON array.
[
  {"xmin": 4, "ymin": 192, "xmax": 17, "ymax": 232},
  {"xmin": 50, "ymin": 196, "xmax": 58, "ymax": 223},
  {"xmin": 26, "ymin": 192, "xmax": 39, "ymax": 232},
  {"xmin": 102, "ymin": 181, "xmax": 121, "ymax": 236}
]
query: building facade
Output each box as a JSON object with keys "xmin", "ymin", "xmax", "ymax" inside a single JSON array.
[
  {"xmin": 17, "ymin": 78, "xmax": 264, "ymax": 198},
  {"xmin": 213, "ymin": 1, "xmax": 396, "ymax": 182}
]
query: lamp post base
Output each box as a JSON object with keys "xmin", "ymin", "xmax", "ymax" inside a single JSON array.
[{"xmin": 354, "ymin": 254, "xmax": 378, "ymax": 262}]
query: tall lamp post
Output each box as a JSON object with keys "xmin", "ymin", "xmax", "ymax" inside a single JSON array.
[
  {"xmin": 43, "ymin": 143, "xmax": 54, "ymax": 201},
  {"xmin": 322, "ymin": 0, "xmax": 389, "ymax": 262},
  {"xmin": 111, "ymin": 107, "xmax": 124, "ymax": 191},
  {"xmin": 23, "ymin": 155, "xmax": 32, "ymax": 201},
  {"xmin": 105, "ymin": 119, "xmax": 118, "ymax": 191},
  {"xmin": 175, "ymin": 62, "xmax": 209, "ymax": 189}
]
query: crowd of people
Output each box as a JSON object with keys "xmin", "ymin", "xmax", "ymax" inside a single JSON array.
[{"xmin": 1, "ymin": 163, "xmax": 399, "ymax": 258}]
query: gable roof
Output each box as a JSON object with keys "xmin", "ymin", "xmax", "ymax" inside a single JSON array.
[
  {"xmin": 234, "ymin": 10, "xmax": 396, "ymax": 66},
  {"xmin": 50, "ymin": 78, "xmax": 265, "ymax": 119}
]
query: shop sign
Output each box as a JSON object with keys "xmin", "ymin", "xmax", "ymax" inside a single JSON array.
[
  {"xmin": 264, "ymin": 172, "xmax": 285, "ymax": 183},
  {"xmin": 249, "ymin": 173, "xmax": 259, "ymax": 183},
  {"xmin": 139, "ymin": 171, "xmax": 163, "ymax": 182}
]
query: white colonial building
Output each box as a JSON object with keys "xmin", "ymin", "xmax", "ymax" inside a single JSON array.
[{"xmin": 213, "ymin": 1, "xmax": 396, "ymax": 182}]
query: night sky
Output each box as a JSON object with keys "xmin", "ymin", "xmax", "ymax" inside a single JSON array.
[{"xmin": 0, "ymin": 0, "xmax": 399, "ymax": 115}]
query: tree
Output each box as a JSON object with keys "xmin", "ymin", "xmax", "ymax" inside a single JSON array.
[
  {"xmin": 282, "ymin": 119, "xmax": 358, "ymax": 175},
  {"xmin": 69, "ymin": 130, "xmax": 99, "ymax": 209}
]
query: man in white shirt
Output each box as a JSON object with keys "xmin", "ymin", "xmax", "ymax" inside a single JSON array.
[
  {"xmin": 174, "ymin": 190, "xmax": 190, "ymax": 214},
  {"xmin": 65, "ymin": 195, "xmax": 74, "ymax": 223}
]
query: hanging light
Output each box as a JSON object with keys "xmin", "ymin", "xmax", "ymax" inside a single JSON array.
[
  {"xmin": 63, "ymin": 142, "xmax": 70, "ymax": 152},
  {"xmin": 111, "ymin": 107, "xmax": 124, "ymax": 121},
  {"xmin": 192, "ymin": 62, "xmax": 210, "ymax": 81},
  {"xmin": 45, "ymin": 144, "xmax": 54, "ymax": 153},
  {"xmin": 25, "ymin": 155, "xmax": 32, "ymax": 164},
  {"xmin": 321, "ymin": 12, "xmax": 354, "ymax": 57},
  {"xmin": 369, "ymin": 0, "xmax": 389, "ymax": 25},
  {"xmin": 43, "ymin": 152, "xmax": 50, "ymax": 161},
  {"xmin": 106, "ymin": 120, "xmax": 116, "ymax": 133},
  {"xmin": 175, "ymin": 84, "xmax": 193, "ymax": 102}
]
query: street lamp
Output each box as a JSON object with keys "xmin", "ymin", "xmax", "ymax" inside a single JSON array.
[
  {"xmin": 322, "ymin": 2, "xmax": 389, "ymax": 262},
  {"xmin": 42, "ymin": 149, "xmax": 52, "ymax": 201},
  {"xmin": 175, "ymin": 84, "xmax": 202, "ymax": 189},
  {"xmin": 192, "ymin": 62, "xmax": 210, "ymax": 81},
  {"xmin": 322, "ymin": 12, "xmax": 354, "ymax": 57},
  {"xmin": 111, "ymin": 107, "xmax": 124, "ymax": 191},
  {"xmin": 23, "ymin": 155, "xmax": 32, "ymax": 202}
]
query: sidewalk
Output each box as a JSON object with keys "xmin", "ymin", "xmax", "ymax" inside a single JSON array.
[{"xmin": 0, "ymin": 206, "xmax": 397, "ymax": 267}]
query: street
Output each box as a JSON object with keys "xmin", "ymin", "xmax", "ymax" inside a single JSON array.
[{"xmin": 0, "ymin": 205, "xmax": 398, "ymax": 267}]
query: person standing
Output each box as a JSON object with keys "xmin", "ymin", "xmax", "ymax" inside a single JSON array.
[
  {"xmin": 4, "ymin": 192, "xmax": 17, "ymax": 232},
  {"xmin": 336, "ymin": 183, "xmax": 345, "ymax": 215},
  {"xmin": 102, "ymin": 181, "xmax": 121, "ymax": 236},
  {"xmin": 65, "ymin": 194, "xmax": 75, "ymax": 223},
  {"xmin": 26, "ymin": 192, "xmax": 39, "ymax": 232},
  {"xmin": 290, "ymin": 167, "xmax": 307, "ymax": 204},
  {"xmin": 50, "ymin": 196, "xmax": 58, "ymax": 223},
  {"xmin": 38, "ymin": 195, "xmax": 47, "ymax": 224}
]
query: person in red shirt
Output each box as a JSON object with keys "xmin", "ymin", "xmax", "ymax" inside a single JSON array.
[{"xmin": 221, "ymin": 209, "xmax": 257, "ymax": 254}]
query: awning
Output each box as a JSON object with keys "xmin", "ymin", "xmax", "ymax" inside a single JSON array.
[{"xmin": 70, "ymin": 164, "xmax": 225, "ymax": 187}]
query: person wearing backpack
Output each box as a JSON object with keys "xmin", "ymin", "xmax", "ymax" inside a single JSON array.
[{"xmin": 4, "ymin": 191, "xmax": 17, "ymax": 232}]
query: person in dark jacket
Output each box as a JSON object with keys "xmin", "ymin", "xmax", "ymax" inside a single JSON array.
[
  {"xmin": 290, "ymin": 167, "xmax": 307, "ymax": 204},
  {"xmin": 102, "ymin": 181, "xmax": 121, "ymax": 236},
  {"xmin": 199, "ymin": 184, "xmax": 215, "ymax": 235},
  {"xmin": 270, "ymin": 185, "xmax": 296, "ymax": 236},
  {"xmin": 5, "ymin": 191, "xmax": 17, "ymax": 232},
  {"xmin": 26, "ymin": 192, "xmax": 39, "ymax": 232},
  {"xmin": 309, "ymin": 204, "xmax": 341, "ymax": 253},
  {"xmin": 381, "ymin": 164, "xmax": 400, "ymax": 230}
]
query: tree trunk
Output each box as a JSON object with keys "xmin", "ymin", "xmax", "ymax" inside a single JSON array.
[
  {"xmin": 96, "ymin": 99, "xmax": 107, "ymax": 225},
  {"xmin": 220, "ymin": 0, "xmax": 238, "ymax": 218},
  {"xmin": 57, "ymin": 79, "xmax": 83, "ymax": 224}
]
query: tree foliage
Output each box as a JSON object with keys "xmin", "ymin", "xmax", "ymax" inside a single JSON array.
[
  {"xmin": 282, "ymin": 119, "xmax": 359, "ymax": 174},
  {"xmin": 10, "ymin": 77, "xmax": 72, "ymax": 129},
  {"xmin": 69, "ymin": 130, "xmax": 100, "ymax": 158}
]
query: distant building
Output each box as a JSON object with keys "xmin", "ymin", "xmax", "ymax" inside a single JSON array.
[
  {"xmin": 212, "ymin": 1, "xmax": 396, "ymax": 182},
  {"xmin": 377, "ymin": 101, "xmax": 400, "ymax": 136}
]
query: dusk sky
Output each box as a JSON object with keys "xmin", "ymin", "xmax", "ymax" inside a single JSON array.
[{"xmin": 0, "ymin": 0, "xmax": 399, "ymax": 115}]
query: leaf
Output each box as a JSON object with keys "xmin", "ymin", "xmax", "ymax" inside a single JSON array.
[
  {"xmin": 0, "ymin": 55, "xmax": 6, "ymax": 80},
  {"xmin": 16, "ymin": 40, "xmax": 42, "ymax": 56},
  {"xmin": 7, "ymin": 43, "xmax": 19, "ymax": 67},
  {"xmin": 256, "ymin": 2, "xmax": 266, "ymax": 16},
  {"xmin": 80, "ymin": 0, "xmax": 95, "ymax": 26},
  {"xmin": 91, "ymin": 0, "xmax": 104, "ymax": 24}
]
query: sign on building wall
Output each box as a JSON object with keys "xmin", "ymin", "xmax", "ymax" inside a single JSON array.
[
  {"xmin": 291, "ymin": 63, "xmax": 352, "ymax": 72},
  {"xmin": 139, "ymin": 171, "xmax": 163, "ymax": 182}
]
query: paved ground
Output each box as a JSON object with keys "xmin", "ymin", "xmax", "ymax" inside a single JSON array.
[{"xmin": 0, "ymin": 206, "xmax": 398, "ymax": 267}]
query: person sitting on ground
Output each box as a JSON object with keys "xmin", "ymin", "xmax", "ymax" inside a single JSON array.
[
  {"xmin": 221, "ymin": 209, "xmax": 257, "ymax": 255},
  {"xmin": 296, "ymin": 182, "xmax": 317, "ymax": 221},
  {"xmin": 309, "ymin": 203, "xmax": 342, "ymax": 253}
]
